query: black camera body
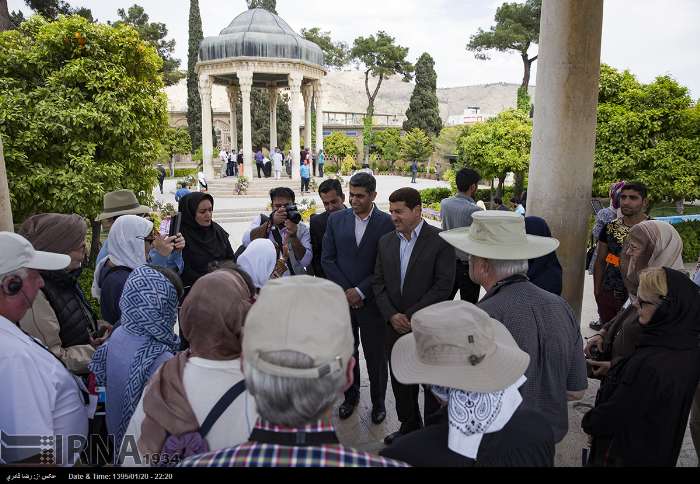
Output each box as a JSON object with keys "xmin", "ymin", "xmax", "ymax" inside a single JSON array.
[
  {"xmin": 284, "ymin": 203, "xmax": 302, "ymax": 224},
  {"xmin": 589, "ymin": 346, "xmax": 604, "ymax": 361}
]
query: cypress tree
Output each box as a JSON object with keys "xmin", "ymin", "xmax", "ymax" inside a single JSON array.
[
  {"xmin": 187, "ymin": 0, "xmax": 203, "ymax": 152},
  {"xmin": 247, "ymin": 0, "xmax": 277, "ymax": 13},
  {"xmin": 403, "ymin": 53, "xmax": 442, "ymax": 137}
]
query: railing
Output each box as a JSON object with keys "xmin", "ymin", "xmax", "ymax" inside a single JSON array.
[{"xmin": 323, "ymin": 112, "xmax": 406, "ymax": 127}]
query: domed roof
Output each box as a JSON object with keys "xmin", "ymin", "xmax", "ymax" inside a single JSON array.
[{"xmin": 199, "ymin": 8, "xmax": 324, "ymax": 66}]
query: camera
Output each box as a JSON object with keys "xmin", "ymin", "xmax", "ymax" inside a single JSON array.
[
  {"xmin": 284, "ymin": 203, "xmax": 302, "ymax": 224},
  {"xmin": 589, "ymin": 345, "xmax": 603, "ymax": 361}
]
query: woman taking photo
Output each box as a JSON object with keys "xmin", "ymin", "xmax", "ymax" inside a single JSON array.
[{"xmin": 583, "ymin": 267, "xmax": 700, "ymax": 466}]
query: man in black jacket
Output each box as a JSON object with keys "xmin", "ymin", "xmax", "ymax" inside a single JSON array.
[
  {"xmin": 309, "ymin": 179, "xmax": 346, "ymax": 278},
  {"xmin": 373, "ymin": 188, "xmax": 456, "ymax": 444}
]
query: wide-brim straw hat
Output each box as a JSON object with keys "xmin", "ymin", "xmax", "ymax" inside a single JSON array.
[
  {"xmin": 439, "ymin": 211, "xmax": 559, "ymax": 260},
  {"xmin": 95, "ymin": 190, "xmax": 152, "ymax": 221},
  {"xmin": 391, "ymin": 301, "xmax": 530, "ymax": 393}
]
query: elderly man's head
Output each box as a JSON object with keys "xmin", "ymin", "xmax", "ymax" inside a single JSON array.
[
  {"xmin": 242, "ymin": 276, "xmax": 355, "ymax": 427},
  {"xmin": 469, "ymin": 256, "xmax": 529, "ymax": 290}
]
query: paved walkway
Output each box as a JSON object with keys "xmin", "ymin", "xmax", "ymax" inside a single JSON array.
[{"xmin": 153, "ymin": 176, "xmax": 698, "ymax": 467}]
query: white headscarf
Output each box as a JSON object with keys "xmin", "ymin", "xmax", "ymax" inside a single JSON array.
[
  {"xmin": 238, "ymin": 239, "xmax": 277, "ymax": 290},
  {"xmin": 431, "ymin": 375, "xmax": 527, "ymax": 460},
  {"xmin": 91, "ymin": 215, "xmax": 153, "ymax": 299}
]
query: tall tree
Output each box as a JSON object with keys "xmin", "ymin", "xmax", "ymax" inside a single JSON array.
[
  {"xmin": 247, "ymin": 0, "xmax": 276, "ymax": 13},
  {"xmin": 0, "ymin": 0, "xmax": 11, "ymax": 31},
  {"xmin": 301, "ymin": 27, "xmax": 349, "ymax": 69},
  {"xmin": 350, "ymin": 31, "xmax": 413, "ymax": 117},
  {"xmin": 403, "ymin": 52, "xmax": 442, "ymax": 137},
  {"xmin": 401, "ymin": 128, "xmax": 434, "ymax": 163},
  {"xmin": 113, "ymin": 4, "xmax": 184, "ymax": 86},
  {"xmin": 21, "ymin": 0, "xmax": 92, "ymax": 21},
  {"xmin": 467, "ymin": 0, "xmax": 541, "ymax": 93},
  {"xmin": 187, "ymin": 0, "xmax": 203, "ymax": 152}
]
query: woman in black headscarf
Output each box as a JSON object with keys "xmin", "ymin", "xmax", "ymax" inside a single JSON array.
[
  {"xmin": 178, "ymin": 192, "xmax": 235, "ymax": 296},
  {"xmin": 524, "ymin": 217, "xmax": 563, "ymax": 296},
  {"xmin": 582, "ymin": 267, "xmax": 700, "ymax": 466}
]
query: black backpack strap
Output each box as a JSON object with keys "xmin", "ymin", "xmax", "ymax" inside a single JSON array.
[{"xmin": 198, "ymin": 380, "xmax": 246, "ymax": 439}]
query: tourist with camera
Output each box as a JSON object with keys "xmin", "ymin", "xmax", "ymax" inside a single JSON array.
[{"xmin": 242, "ymin": 187, "xmax": 312, "ymax": 277}]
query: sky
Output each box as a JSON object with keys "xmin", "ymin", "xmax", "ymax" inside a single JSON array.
[{"xmin": 7, "ymin": 0, "xmax": 700, "ymax": 98}]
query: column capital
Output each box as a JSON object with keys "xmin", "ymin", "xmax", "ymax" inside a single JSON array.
[
  {"xmin": 238, "ymin": 70, "xmax": 254, "ymax": 96},
  {"xmin": 226, "ymin": 84, "xmax": 238, "ymax": 102},
  {"xmin": 198, "ymin": 74, "xmax": 212, "ymax": 98},
  {"xmin": 288, "ymin": 72, "xmax": 303, "ymax": 92}
]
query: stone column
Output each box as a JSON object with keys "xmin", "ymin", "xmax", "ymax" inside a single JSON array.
[
  {"xmin": 226, "ymin": 85, "xmax": 238, "ymax": 154},
  {"xmin": 269, "ymin": 87, "xmax": 278, "ymax": 150},
  {"xmin": 238, "ymin": 71, "xmax": 254, "ymax": 179},
  {"xmin": 288, "ymin": 72, "xmax": 303, "ymax": 181},
  {"xmin": 314, "ymin": 79, "xmax": 324, "ymax": 155},
  {"xmin": 303, "ymin": 84, "xmax": 313, "ymax": 152},
  {"xmin": 198, "ymin": 74, "xmax": 214, "ymax": 179},
  {"xmin": 0, "ymin": 135, "xmax": 13, "ymax": 232},
  {"xmin": 526, "ymin": 0, "xmax": 604, "ymax": 320}
]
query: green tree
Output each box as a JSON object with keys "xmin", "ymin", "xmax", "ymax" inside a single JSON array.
[
  {"xmin": 401, "ymin": 128, "xmax": 434, "ymax": 163},
  {"xmin": 436, "ymin": 125, "xmax": 466, "ymax": 160},
  {"xmin": 301, "ymin": 27, "xmax": 349, "ymax": 69},
  {"xmin": 20, "ymin": 0, "xmax": 92, "ymax": 21},
  {"xmin": 1, "ymin": 0, "xmax": 12, "ymax": 31},
  {"xmin": 247, "ymin": 0, "xmax": 276, "ymax": 13},
  {"xmin": 372, "ymin": 128, "xmax": 401, "ymax": 166},
  {"xmin": 161, "ymin": 127, "xmax": 191, "ymax": 173},
  {"xmin": 187, "ymin": 0, "xmax": 202, "ymax": 152},
  {"xmin": 467, "ymin": 0, "xmax": 541, "ymax": 92},
  {"xmin": 0, "ymin": 15, "xmax": 167, "ymax": 222},
  {"xmin": 113, "ymin": 4, "xmax": 184, "ymax": 86},
  {"xmin": 457, "ymin": 109, "xmax": 532, "ymax": 197},
  {"xmin": 324, "ymin": 132, "xmax": 357, "ymax": 168},
  {"xmin": 594, "ymin": 65, "xmax": 700, "ymax": 210},
  {"xmin": 403, "ymin": 53, "xmax": 442, "ymax": 136}
]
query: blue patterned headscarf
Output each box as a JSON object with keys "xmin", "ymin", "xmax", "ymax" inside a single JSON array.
[{"xmin": 89, "ymin": 265, "xmax": 180, "ymax": 450}]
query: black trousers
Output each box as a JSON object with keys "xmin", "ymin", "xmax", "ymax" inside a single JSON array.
[
  {"xmin": 256, "ymin": 163, "xmax": 263, "ymax": 178},
  {"xmin": 450, "ymin": 259, "xmax": 481, "ymax": 303},
  {"xmin": 158, "ymin": 178, "xmax": 164, "ymax": 194},
  {"xmin": 318, "ymin": 164, "xmax": 324, "ymax": 177},
  {"xmin": 386, "ymin": 323, "xmax": 440, "ymax": 430},
  {"xmin": 345, "ymin": 301, "xmax": 388, "ymax": 409},
  {"xmin": 301, "ymin": 177, "xmax": 310, "ymax": 192}
]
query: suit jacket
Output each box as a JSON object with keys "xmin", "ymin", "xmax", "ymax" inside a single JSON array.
[
  {"xmin": 373, "ymin": 222, "xmax": 456, "ymax": 321},
  {"xmin": 309, "ymin": 208, "xmax": 346, "ymax": 278},
  {"xmin": 321, "ymin": 207, "xmax": 395, "ymax": 303}
]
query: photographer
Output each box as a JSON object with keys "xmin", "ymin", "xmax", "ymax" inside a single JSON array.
[{"xmin": 241, "ymin": 187, "xmax": 312, "ymax": 277}]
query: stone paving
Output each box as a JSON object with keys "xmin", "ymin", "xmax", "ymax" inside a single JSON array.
[{"xmin": 154, "ymin": 176, "xmax": 699, "ymax": 467}]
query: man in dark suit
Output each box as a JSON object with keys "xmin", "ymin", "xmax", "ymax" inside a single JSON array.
[
  {"xmin": 309, "ymin": 179, "xmax": 346, "ymax": 278},
  {"xmin": 374, "ymin": 187, "xmax": 456, "ymax": 444},
  {"xmin": 322, "ymin": 173, "xmax": 395, "ymax": 424}
]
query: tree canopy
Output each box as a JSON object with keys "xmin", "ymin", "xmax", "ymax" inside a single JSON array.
[
  {"xmin": 247, "ymin": 0, "xmax": 276, "ymax": 13},
  {"xmin": 401, "ymin": 128, "xmax": 434, "ymax": 163},
  {"xmin": 0, "ymin": 15, "xmax": 168, "ymax": 221},
  {"xmin": 112, "ymin": 4, "xmax": 184, "ymax": 86},
  {"xmin": 467, "ymin": 0, "xmax": 541, "ymax": 91},
  {"xmin": 301, "ymin": 27, "xmax": 349, "ymax": 69},
  {"xmin": 187, "ymin": 0, "xmax": 202, "ymax": 152},
  {"xmin": 5, "ymin": 0, "xmax": 93, "ymax": 27},
  {"xmin": 350, "ymin": 31, "xmax": 413, "ymax": 116},
  {"xmin": 403, "ymin": 52, "xmax": 442, "ymax": 136},
  {"xmin": 372, "ymin": 128, "xmax": 402, "ymax": 165},
  {"xmin": 594, "ymin": 65, "xmax": 700, "ymax": 204},
  {"xmin": 324, "ymin": 132, "xmax": 357, "ymax": 164}
]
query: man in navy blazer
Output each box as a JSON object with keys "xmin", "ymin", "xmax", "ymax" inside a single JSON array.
[{"xmin": 322, "ymin": 173, "xmax": 395, "ymax": 425}]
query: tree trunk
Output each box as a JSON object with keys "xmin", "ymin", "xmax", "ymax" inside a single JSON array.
[
  {"xmin": 0, "ymin": 0, "xmax": 12, "ymax": 32},
  {"xmin": 521, "ymin": 54, "xmax": 537, "ymax": 92},
  {"xmin": 0, "ymin": 134, "xmax": 13, "ymax": 231},
  {"xmin": 88, "ymin": 221, "xmax": 102, "ymax": 269},
  {"xmin": 514, "ymin": 171, "xmax": 525, "ymax": 199},
  {"xmin": 675, "ymin": 198, "xmax": 685, "ymax": 215},
  {"xmin": 489, "ymin": 179, "xmax": 495, "ymax": 208},
  {"xmin": 496, "ymin": 175, "xmax": 506, "ymax": 198}
]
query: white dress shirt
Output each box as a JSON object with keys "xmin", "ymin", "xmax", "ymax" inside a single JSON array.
[
  {"xmin": 353, "ymin": 205, "xmax": 375, "ymax": 300},
  {"xmin": 398, "ymin": 220, "xmax": 424, "ymax": 293}
]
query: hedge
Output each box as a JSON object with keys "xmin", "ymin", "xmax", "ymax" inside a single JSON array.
[
  {"xmin": 675, "ymin": 221, "xmax": 700, "ymax": 263},
  {"xmin": 173, "ymin": 168, "xmax": 197, "ymax": 178}
]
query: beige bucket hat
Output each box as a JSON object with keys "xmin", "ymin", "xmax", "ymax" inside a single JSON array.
[
  {"xmin": 391, "ymin": 301, "xmax": 530, "ymax": 393},
  {"xmin": 243, "ymin": 276, "xmax": 354, "ymax": 379},
  {"xmin": 95, "ymin": 190, "xmax": 152, "ymax": 221},
  {"xmin": 439, "ymin": 210, "xmax": 559, "ymax": 260}
]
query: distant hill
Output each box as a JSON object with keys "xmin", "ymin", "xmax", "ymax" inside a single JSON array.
[{"xmin": 165, "ymin": 70, "xmax": 536, "ymax": 123}]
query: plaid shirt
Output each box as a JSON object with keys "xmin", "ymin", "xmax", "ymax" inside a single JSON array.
[{"xmin": 179, "ymin": 418, "xmax": 408, "ymax": 468}]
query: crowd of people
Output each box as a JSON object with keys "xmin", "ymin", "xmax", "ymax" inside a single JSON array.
[{"xmin": 1, "ymin": 169, "xmax": 699, "ymax": 468}]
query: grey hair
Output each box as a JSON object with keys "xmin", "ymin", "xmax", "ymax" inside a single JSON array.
[
  {"xmin": 243, "ymin": 351, "xmax": 347, "ymax": 428},
  {"xmin": 487, "ymin": 259, "xmax": 529, "ymax": 281}
]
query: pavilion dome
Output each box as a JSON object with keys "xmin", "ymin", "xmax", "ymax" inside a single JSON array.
[{"xmin": 198, "ymin": 8, "xmax": 325, "ymax": 66}]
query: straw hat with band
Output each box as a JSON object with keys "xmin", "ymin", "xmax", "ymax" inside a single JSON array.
[
  {"xmin": 439, "ymin": 211, "xmax": 559, "ymax": 261},
  {"xmin": 242, "ymin": 276, "xmax": 354, "ymax": 380},
  {"xmin": 95, "ymin": 190, "xmax": 152, "ymax": 222},
  {"xmin": 391, "ymin": 300, "xmax": 530, "ymax": 393}
]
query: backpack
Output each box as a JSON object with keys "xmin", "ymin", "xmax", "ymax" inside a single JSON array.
[{"xmin": 158, "ymin": 380, "xmax": 246, "ymax": 467}]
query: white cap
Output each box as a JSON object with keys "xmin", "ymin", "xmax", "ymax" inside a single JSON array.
[{"xmin": 0, "ymin": 232, "xmax": 71, "ymax": 276}]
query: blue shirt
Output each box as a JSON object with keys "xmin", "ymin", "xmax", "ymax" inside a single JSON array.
[
  {"xmin": 255, "ymin": 151, "xmax": 264, "ymax": 163},
  {"xmin": 300, "ymin": 165, "xmax": 311, "ymax": 179},
  {"xmin": 398, "ymin": 220, "xmax": 424, "ymax": 293},
  {"xmin": 175, "ymin": 188, "xmax": 191, "ymax": 202},
  {"xmin": 97, "ymin": 240, "xmax": 184, "ymax": 274},
  {"xmin": 318, "ymin": 153, "xmax": 325, "ymax": 165}
]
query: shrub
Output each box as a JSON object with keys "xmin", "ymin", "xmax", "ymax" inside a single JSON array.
[
  {"xmin": 324, "ymin": 164, "xmax": 338, "ymax": 174},
  {"xmin": 340, "ymin": 155, "xmax": 357, "ymax": 175},
  {"xmin": 419, "ymin": 187, "xmax": 452, "ymax": 205},
  {"xmin": 173, "ymin": 168, "xmax": 197, "ymax": 178},
  {"xmin": 78, "ymin": 266, "xmax": 101, "ymax": 319},
  {"xmin": 674, "ymin": 221, "xmax": 700, "ymax": 263}
]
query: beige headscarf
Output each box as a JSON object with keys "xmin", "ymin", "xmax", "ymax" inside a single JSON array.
[
  {"xmin": 19, "ymin": 213, "xmax": 87, "ymax": 255},
  {"xmin": 137, "ymin": 270, "xmax": 253, "ymax": 460}
]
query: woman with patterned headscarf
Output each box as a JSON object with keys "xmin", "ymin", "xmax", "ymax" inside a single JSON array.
[
  {"xmin": 89, "ymin": 265, "xmax": 183, "ymax": 454},
  {"xmin": 18, "ymin": 213, "xmax": 108, "ymax": 375},
  {"xmin": 121, "ymin": 269, "xmax": 258, "ymax": 466}
]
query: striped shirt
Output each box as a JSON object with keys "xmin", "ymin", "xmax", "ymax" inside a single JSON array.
[{"xmin": 179, "ymin": 418, "xmax": 408, "ymax": 468}]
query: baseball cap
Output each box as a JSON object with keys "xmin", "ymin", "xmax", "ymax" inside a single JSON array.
[
  {"xmin": 0, "ymin": 232, "xmax": 71, "ymax": 275},
  {"xmin": 242, "ymin": 276, "xmax": 354, "ymax": 379}
]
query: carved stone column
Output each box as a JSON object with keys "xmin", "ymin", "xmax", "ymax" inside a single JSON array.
[
  {"xmin": 314, "ymin": 79, "xmax": 324, "ymax": 156},
  {"xmin": 288, "ymin": 72, "xmax": 303, "ymax": 181},
  {"xmin": 303, "ymin": 83, "xmax": 313, "ymax": 152},
  {"xmin": 226, "ymin": 85, "xmax": 238, "ymax": 154},
  {"xmin": 0, "ymin": 135, "xmax": 13, "ymax": 232},
  {"xmin": 238, "ymin": 70, "xmax": 254, "ymax": 179},
  {"xmin": 269, "ymin": 87, "xmax": 278, "ymax": 150},
  {"xmin": 198, "ymin": 74, "xmax": 214, "ymax": 178}
]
